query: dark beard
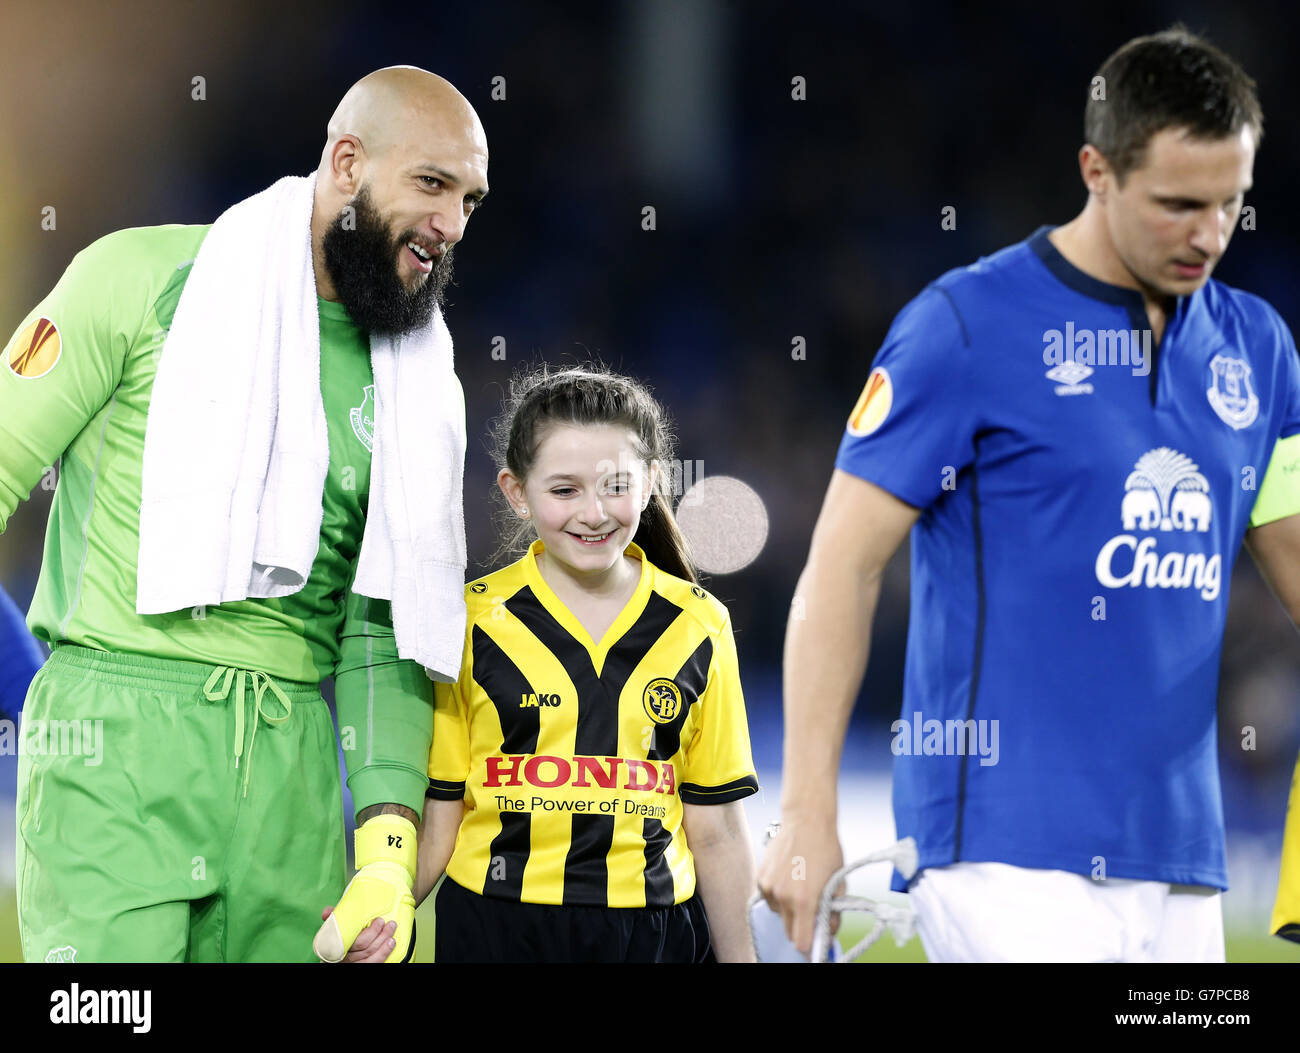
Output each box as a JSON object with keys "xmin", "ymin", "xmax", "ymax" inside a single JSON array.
[{"xmin": 321, "ymin": 185, "xmax": 455, "ymax": 337}]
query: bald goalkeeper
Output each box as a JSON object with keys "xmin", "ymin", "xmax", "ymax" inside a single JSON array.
[{"xmin": 0, "ymin": 67, "xmax": 489, "ymax": 962}]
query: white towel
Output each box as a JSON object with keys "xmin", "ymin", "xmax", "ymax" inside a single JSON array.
[{"xmin": 136, "ymin": 173, "xmax": 467, "ymax": 682}]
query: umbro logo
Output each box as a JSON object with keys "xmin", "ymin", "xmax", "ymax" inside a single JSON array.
[{"xmin": 1045, "ymin": 359, "xmax": 1094, "ymax": 396}]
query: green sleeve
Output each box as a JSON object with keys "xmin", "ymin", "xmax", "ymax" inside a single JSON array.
[
  {"xmin": 0, "ymin": 234, "xmax": 139, "ymax": 529},
  {"xmin": 335, "ymin": 586, "xmax": 435, "ymax": 820}
]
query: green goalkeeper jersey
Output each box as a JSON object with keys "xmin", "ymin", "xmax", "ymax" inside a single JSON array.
[{"xmin": 0, "ymin": 224, "xmax": 436, "ymax": 815}]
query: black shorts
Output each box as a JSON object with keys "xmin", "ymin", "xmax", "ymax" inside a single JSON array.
[{"xmin": 433, "ymin": 878, "xmax": 716, "ymax": 963}]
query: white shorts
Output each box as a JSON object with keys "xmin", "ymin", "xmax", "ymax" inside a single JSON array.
[{"xmin": 908, "ymin": 862, "xmax": 1225, "ymax": 963}]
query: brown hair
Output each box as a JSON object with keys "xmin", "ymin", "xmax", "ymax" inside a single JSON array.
[
  {"xmin": 1085, "ymin": 24, "xmax": 1263, "ymax": 186},
  {"xmin": 488, "ymin": 361, "xmax": 698, "ymax": 583}
]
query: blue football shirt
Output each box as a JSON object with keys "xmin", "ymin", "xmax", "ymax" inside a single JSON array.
[
  {"xmin": 836, "ymin": 226, "xmax": 1300, "ymax": 892},
  {"xmin": 1, "ymin": 583, "xmax": 43, "ymax": 721}
]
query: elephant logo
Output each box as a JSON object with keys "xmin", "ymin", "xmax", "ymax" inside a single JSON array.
[
  {"xmin": 1121, "ymin": 447, "xmax": 1212, "ymax": 533},
  {"xmin": 1206, "ymin": 354, "xmax": 1258, "ymax": 430},
  {"xmin": 1121, "ymin": 488, "xmax": 1160, "ymax": 530},
  {"xmin": 1170, "ymin": 488, "xmax": 1211, "ymax": 531}
]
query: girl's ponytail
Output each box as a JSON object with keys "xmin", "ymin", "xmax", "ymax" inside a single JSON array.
[{"xmin": 632, "ymin": 488, "xmax": 697, "ymax": 585}]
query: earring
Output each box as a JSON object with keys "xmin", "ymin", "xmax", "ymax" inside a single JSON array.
[{"xmin": 521, "ymin": 506, "xmax": 530, "ymax": 518}]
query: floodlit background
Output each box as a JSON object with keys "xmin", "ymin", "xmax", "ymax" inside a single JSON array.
[{"xmin": 2, "ymin": 0, "xmax": 1299, "ymax": 961}]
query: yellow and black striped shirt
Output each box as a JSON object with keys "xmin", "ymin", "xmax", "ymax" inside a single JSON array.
[{"xmin": 427, "ymin": 539, "xmax": 758, "ymax": 908}]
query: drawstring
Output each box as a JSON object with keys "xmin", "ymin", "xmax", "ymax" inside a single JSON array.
[{"xmin": 203, "ymin": 666, "xmax": 293, "ymax": 797}]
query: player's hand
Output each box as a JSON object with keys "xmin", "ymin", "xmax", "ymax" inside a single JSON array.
[
  {"xmin": 319, "ymin": 906, "xmax": 398, "ymax": 963},
  {"xmin": 313, "ymin": 814, "xmax": 418, "ymax": 964},
  {"xmin": 756, "ymin": 813, "xmax": 844, "ymax": 957}
]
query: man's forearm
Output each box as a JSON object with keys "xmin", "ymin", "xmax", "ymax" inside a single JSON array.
[
  {"xmin": 335, "ymin": 654, "xmax": 435, "ymax": 820},
  {"xmin": 1245, "ymin": 518, "xmax": 1300, "ymax": 630},
  {"xmin": 356, "ymin": 802, "xmax": 419, "ymax": 826},
  {"xmin": 780, "ymin": 558, "xmax": 882, "ymax": 817}
]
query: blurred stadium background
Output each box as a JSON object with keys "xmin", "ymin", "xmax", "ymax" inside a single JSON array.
[{"xmin": 2, "ymin": 0, "xmax": 1299, "ymax": 961}]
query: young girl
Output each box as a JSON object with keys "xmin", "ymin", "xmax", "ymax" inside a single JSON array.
[{"xmin": 357, "ymin": 363, "xmax": 760, "ymax": 962}]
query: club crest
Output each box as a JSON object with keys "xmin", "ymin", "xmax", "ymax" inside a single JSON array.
[
  {"xmin": 350, "ymin": 384, "xmax": 375, "ymax": 451},
  {"xmin": 1206, "ymin": 354, "xmax": 1258, "ymax": 430}
]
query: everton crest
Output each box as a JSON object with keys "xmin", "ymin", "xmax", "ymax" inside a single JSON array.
[
  {"xmin": 1206, "ymin": 354, "xmax": 1258, "ymax": 430},
  {"xmin": 350, "ymin": 384, "xmax": 375, "ymax": 452}
]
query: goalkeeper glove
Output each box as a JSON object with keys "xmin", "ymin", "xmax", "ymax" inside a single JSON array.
[{"xmin": 314, "ymin": 813, "xmax": 417, "ymax": 963}]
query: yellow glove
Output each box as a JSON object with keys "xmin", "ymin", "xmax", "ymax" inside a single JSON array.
[
  {"xmin": 1272, "ymin": 752, "xmax": 1300, "ymax": 943},
  {"xmin": 314, "ymin": 814, "xmax": 417, "ymax": 963}
]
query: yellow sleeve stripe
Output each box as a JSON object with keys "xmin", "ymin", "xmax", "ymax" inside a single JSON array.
[{"xmin": 1250, "ymin": 433, "xmax": 1300, "ymax": 528}]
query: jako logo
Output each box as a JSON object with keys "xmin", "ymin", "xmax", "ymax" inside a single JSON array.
[
  {"xmin": 484, "ymin": 754, "xmax": 677, "ymax": 795},
  {"xmin": 1095, "ymin": 447, "xmax": 1221, "ymax": 601},
  {"xmin": 519, "ymin": 693, "xmax": 561, "ymax": 708}
]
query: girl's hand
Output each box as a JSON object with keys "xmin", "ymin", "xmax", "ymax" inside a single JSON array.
[{"xmin": 318, "ymin": 906, "xmax": 397, "ymax": 963}]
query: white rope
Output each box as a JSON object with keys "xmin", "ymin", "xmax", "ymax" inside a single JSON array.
[{"xmin": 751, "ymin": 836, "xmax": 920, "ymax": 963}]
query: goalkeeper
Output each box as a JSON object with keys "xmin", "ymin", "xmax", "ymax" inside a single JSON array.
[{"xmin": 1, "ymin": 67, "xmax": 489, "ymax": 962}]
